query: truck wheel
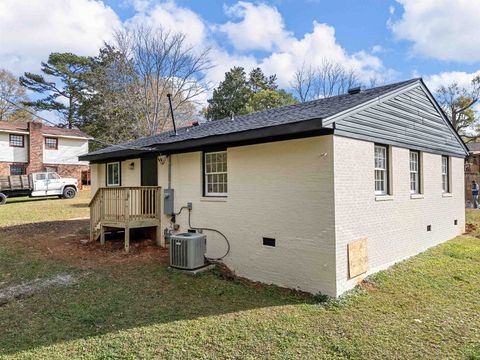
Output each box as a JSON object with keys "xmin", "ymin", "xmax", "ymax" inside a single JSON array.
[
  {"xmin": 63, "ymin": 187, "xmax": 76, "ymax": 199},
  {"xmin": 0, "ymin": 193, "xmax": 7, "ymax": 205}
]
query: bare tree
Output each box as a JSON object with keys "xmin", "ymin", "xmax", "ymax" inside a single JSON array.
[
  {"xmin": 290, "ymin": 59, "xmax": 361, "ymax": 102},
  {"xmin": 113, "ymin": 24, "xmax": 211, "ymax": 136},
  {"xmin": 0, "ymin": 69, "xmax": 30, "ymax": 121},
  {"xmin": 435, "ymin": 76, "xmax": 480, "ymax": 137}
]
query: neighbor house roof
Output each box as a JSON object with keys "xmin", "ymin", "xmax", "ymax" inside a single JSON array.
[
  {"xmin": 79, "ymin": 78, "xmax": 468, "ymax": 162},
  {"xmin": 0, "ymin": 121, "xmax": 92, "ymax": 139},
  {"xmin": 467, "ymin": 142, "xmax": 480, "ymax": 153}
]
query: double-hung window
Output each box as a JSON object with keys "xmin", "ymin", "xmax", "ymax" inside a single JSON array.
[
  {"xmin": 374, "ymin": 144, "xmax": 389, "ymax": 195},
  {"xmin": 106, "ymin": 162, "xmax": 120, "ymax": 186},
  {"xmin": 204, "ymin": 151, "xmax": 227, "ymax": 196},
  {"xmin": 442, "ymin": 156, "xmax": 450, "ymax": 193},
  {"xmin": 409, "ymin": 151, "xmax": 421, "ymax": 194}
]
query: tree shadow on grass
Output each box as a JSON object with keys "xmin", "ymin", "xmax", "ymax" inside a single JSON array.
[{"xmin": 0, "ymin": 220, "xmax": 315, "ymax": 356}]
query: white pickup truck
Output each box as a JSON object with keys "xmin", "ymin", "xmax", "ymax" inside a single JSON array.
[{"xmin": 0, "ymin": 172, "xmax": 78, "ymax": 205}]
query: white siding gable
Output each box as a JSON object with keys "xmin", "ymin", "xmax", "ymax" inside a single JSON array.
[{"xmin": 0, "ymin": 132, "xmax": 28, "ymax": 163}]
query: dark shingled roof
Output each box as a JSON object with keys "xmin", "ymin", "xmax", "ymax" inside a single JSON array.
[
  {"xmin": 80, "ymin": 78, "xmax": 420, "ymax": 161},
  {"xmin": 0, "ymin": 121, "xmax": 92, "ymax": 139}
]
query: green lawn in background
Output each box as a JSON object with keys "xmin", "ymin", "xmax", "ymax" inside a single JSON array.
[{"xmin": 0, "ymin": 191, "xmax": 90, "ymax": 227}]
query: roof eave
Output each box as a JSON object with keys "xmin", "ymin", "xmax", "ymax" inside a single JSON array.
[{"xmin": 80, "ymin": 118, "xmax": 329, "ymax": 162}]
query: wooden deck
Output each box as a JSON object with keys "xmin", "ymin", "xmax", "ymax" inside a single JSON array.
[{"xmin": 89, "ymin": 187, "xmax": 162, "ymax": 252}]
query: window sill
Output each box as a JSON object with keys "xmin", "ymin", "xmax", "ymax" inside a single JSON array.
[
  {"xmin": 375, "ymin": 195, "xmax": 394, "ymax": 202},
  {"xmin": 410, "ymin": 194, "xmax": 424, "ymax": 199},
  {"xmin": 442, "ymin": 193, "xmax": 453, "ymax": 198},
  {"xmin": 200, "ymin": 197, "xmax": 227, "ymax": 202}
]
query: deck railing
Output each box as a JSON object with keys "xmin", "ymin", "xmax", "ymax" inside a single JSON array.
[{"xmin": 89, "ymin": 186, "xmax": 162, "ymax": 242}]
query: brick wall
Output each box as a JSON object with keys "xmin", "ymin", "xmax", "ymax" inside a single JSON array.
[
  {"xmin": 27, "ymin": 121, "xmax": 44, "ymax": 173},
  {"xmin": 0, "ymin": 162, "xmax": 10, "ymax": 176},
  {"xmin": 333, "ymin": 135, "xmax": 465, "ymax": 296}
]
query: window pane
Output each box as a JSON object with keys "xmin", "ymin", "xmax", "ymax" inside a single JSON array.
[
  {"xmin": 374, "ymin": 145, "xmax": 388, "ymax": 195},
  {"xmin": 10, "ymin": 166, "xmax": 24, "ymax": 175},
  {"xmin": 9, "ymin": 135, "xmax": 24, "ymax": 147},
  {"xmin": 205, "ymin": 151, "xmax": 227, "ymax": 195}
]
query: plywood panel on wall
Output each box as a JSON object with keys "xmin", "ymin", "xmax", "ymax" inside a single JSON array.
[{"xmin": 348, "ymin": 238, "xmax": 368, "ymax": 278}]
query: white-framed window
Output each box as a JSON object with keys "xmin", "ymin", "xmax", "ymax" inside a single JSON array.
[
  {"xmin": 442, "ymin": 156, "xmax": 450, "ymax": 193},
  {"xmin": 410, "ymin": 150, "xmax": 420, "ymax": 194},
  {"xmin": 106, "ymin": 162, "xmax": 120, "ymax": 187},
  {"xmin": 374, "ymin": 144, "xmax": 389, "ymax": 195},
  {"xmin": 204, "ymin": 151, "xmax": 227, "ymax": 196}
]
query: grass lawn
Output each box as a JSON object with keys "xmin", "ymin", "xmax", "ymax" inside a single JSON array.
[
  {"xmin": 0, "ymin": 198, "xmax": 479, "ymax": 359},
  {"xmin": 0, "ymin": 191, "xmax": 90, "ymax": 227}
]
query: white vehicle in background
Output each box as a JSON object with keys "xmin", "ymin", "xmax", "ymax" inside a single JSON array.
[{"xmin": 0, "ymin": 172, "xmax": 78, "ymax": 205}]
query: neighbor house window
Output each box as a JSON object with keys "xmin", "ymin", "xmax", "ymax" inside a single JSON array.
[
  {"xmin": 442, "ymin": 156, "xmax": 450, "ymax": 193},
  {"xmin": 204, "ymin": 151, "xmax": 227, "ymax": 196},
  {"xmin": 106, "ymin": 162, "xmax": 120, "ymax": 186},
  {"xmin": 45, "ymin": 166, "xmax": 58, "ymax": 173},
  {"xmin": 410, "ymin": 150, "xmax": 421, "ymax": 194},
  {"xmin": 10, "ymin": 165, "xmax": 25, "ymax": 175},
  {"xmin": 374, "ymin": 144, "xmax": 389, "ymax": 195},
  {"xmin": 45, "ymin": 137, "xmax": 58, "ymax": 150},
  {"xmin": 9, "ymin": 134, "xmax": 24, "ymax": 147}
]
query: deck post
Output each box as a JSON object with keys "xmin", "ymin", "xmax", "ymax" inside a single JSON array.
[
  {"xmin": 125, "ymin": 226, "xmax": 130, "ymax": 253},
  {"xmin": 124, "ymin": 188, "xmax": 130, "ymax": 253},
  {"xmin": 100, "ymin": 225, "xmax": 105, "ymax": 245}
]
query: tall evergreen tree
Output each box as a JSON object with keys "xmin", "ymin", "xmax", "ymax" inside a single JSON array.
[
  {"xmin": 20, "ymin": 53, "xmax": 93, "ymax": 128},
  {"xmin": 206, "ymin": 67, "xmax": 251, "ymax": 120},
  {"xmin": 206, "ymin": 67, "xmax": 297, "ymax": 120}
]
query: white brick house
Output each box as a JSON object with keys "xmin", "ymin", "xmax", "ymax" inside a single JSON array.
[{"xmin": 80, "ymin": 79, "xmax": 468, "ymax": 297}]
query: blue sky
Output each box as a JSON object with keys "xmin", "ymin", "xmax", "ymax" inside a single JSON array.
[{"xmin": 1, "ymin": 0, "xmax": 479, "ymax": 115}]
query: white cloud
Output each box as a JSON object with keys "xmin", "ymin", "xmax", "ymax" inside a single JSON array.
[
  {"xmin": 0, "ymin": 0, "xmax": 395, "ymax": 107},
  {"xmin": 219, "ymin": 1, "xmax": 290, "ymax": 52},
  {"xmin": 125, "ymin": 0, "xmax": 207, "ymax": 48},
  {"xmin": 390, "ymin": 0, "xmax": 480, "ymax": 62},
  {"xmin": 0, "ymin": 0, "xmax": 121, "ymax": 75},
  {"xmin": 423, "ymin": 70, "xmax": 480, "ymax": 92},
  {"xmin": 259, "ymin": 22, "xmax": 389, "ymax": 87},
  {"xmin": 215, "ymin": 2, "xmax": 391, "ymax": 88}
]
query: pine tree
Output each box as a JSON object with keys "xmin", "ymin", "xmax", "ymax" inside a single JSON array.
[{"xmin": 20, "ymin": 53, "xmax": 93, "ymax": 128}]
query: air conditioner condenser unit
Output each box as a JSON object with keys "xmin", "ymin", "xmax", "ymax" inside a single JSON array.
[{"xmin": 169, "ymin": 232, "xmax": 206, "ymax": 270}]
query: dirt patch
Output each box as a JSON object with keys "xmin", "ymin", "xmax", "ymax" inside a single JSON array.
[
  {"xmin": 0, "ymin": 274, "xmax": 77, "ymax": 306},
  {"xmin": 0, "ymin": 220, "xmax": 168, "ymax": 269},
  {"xmin": 465, "ymin": 223, "xmax": 477, "ymax": 235}
]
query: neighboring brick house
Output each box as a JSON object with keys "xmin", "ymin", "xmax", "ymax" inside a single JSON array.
[
  {"xmin": 0, "ymin": 121, "xmax": 91, "ymax": 187},
  {"xmin": 80, "ymin": 78, "xmax": 468, "ymax": 297}
]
